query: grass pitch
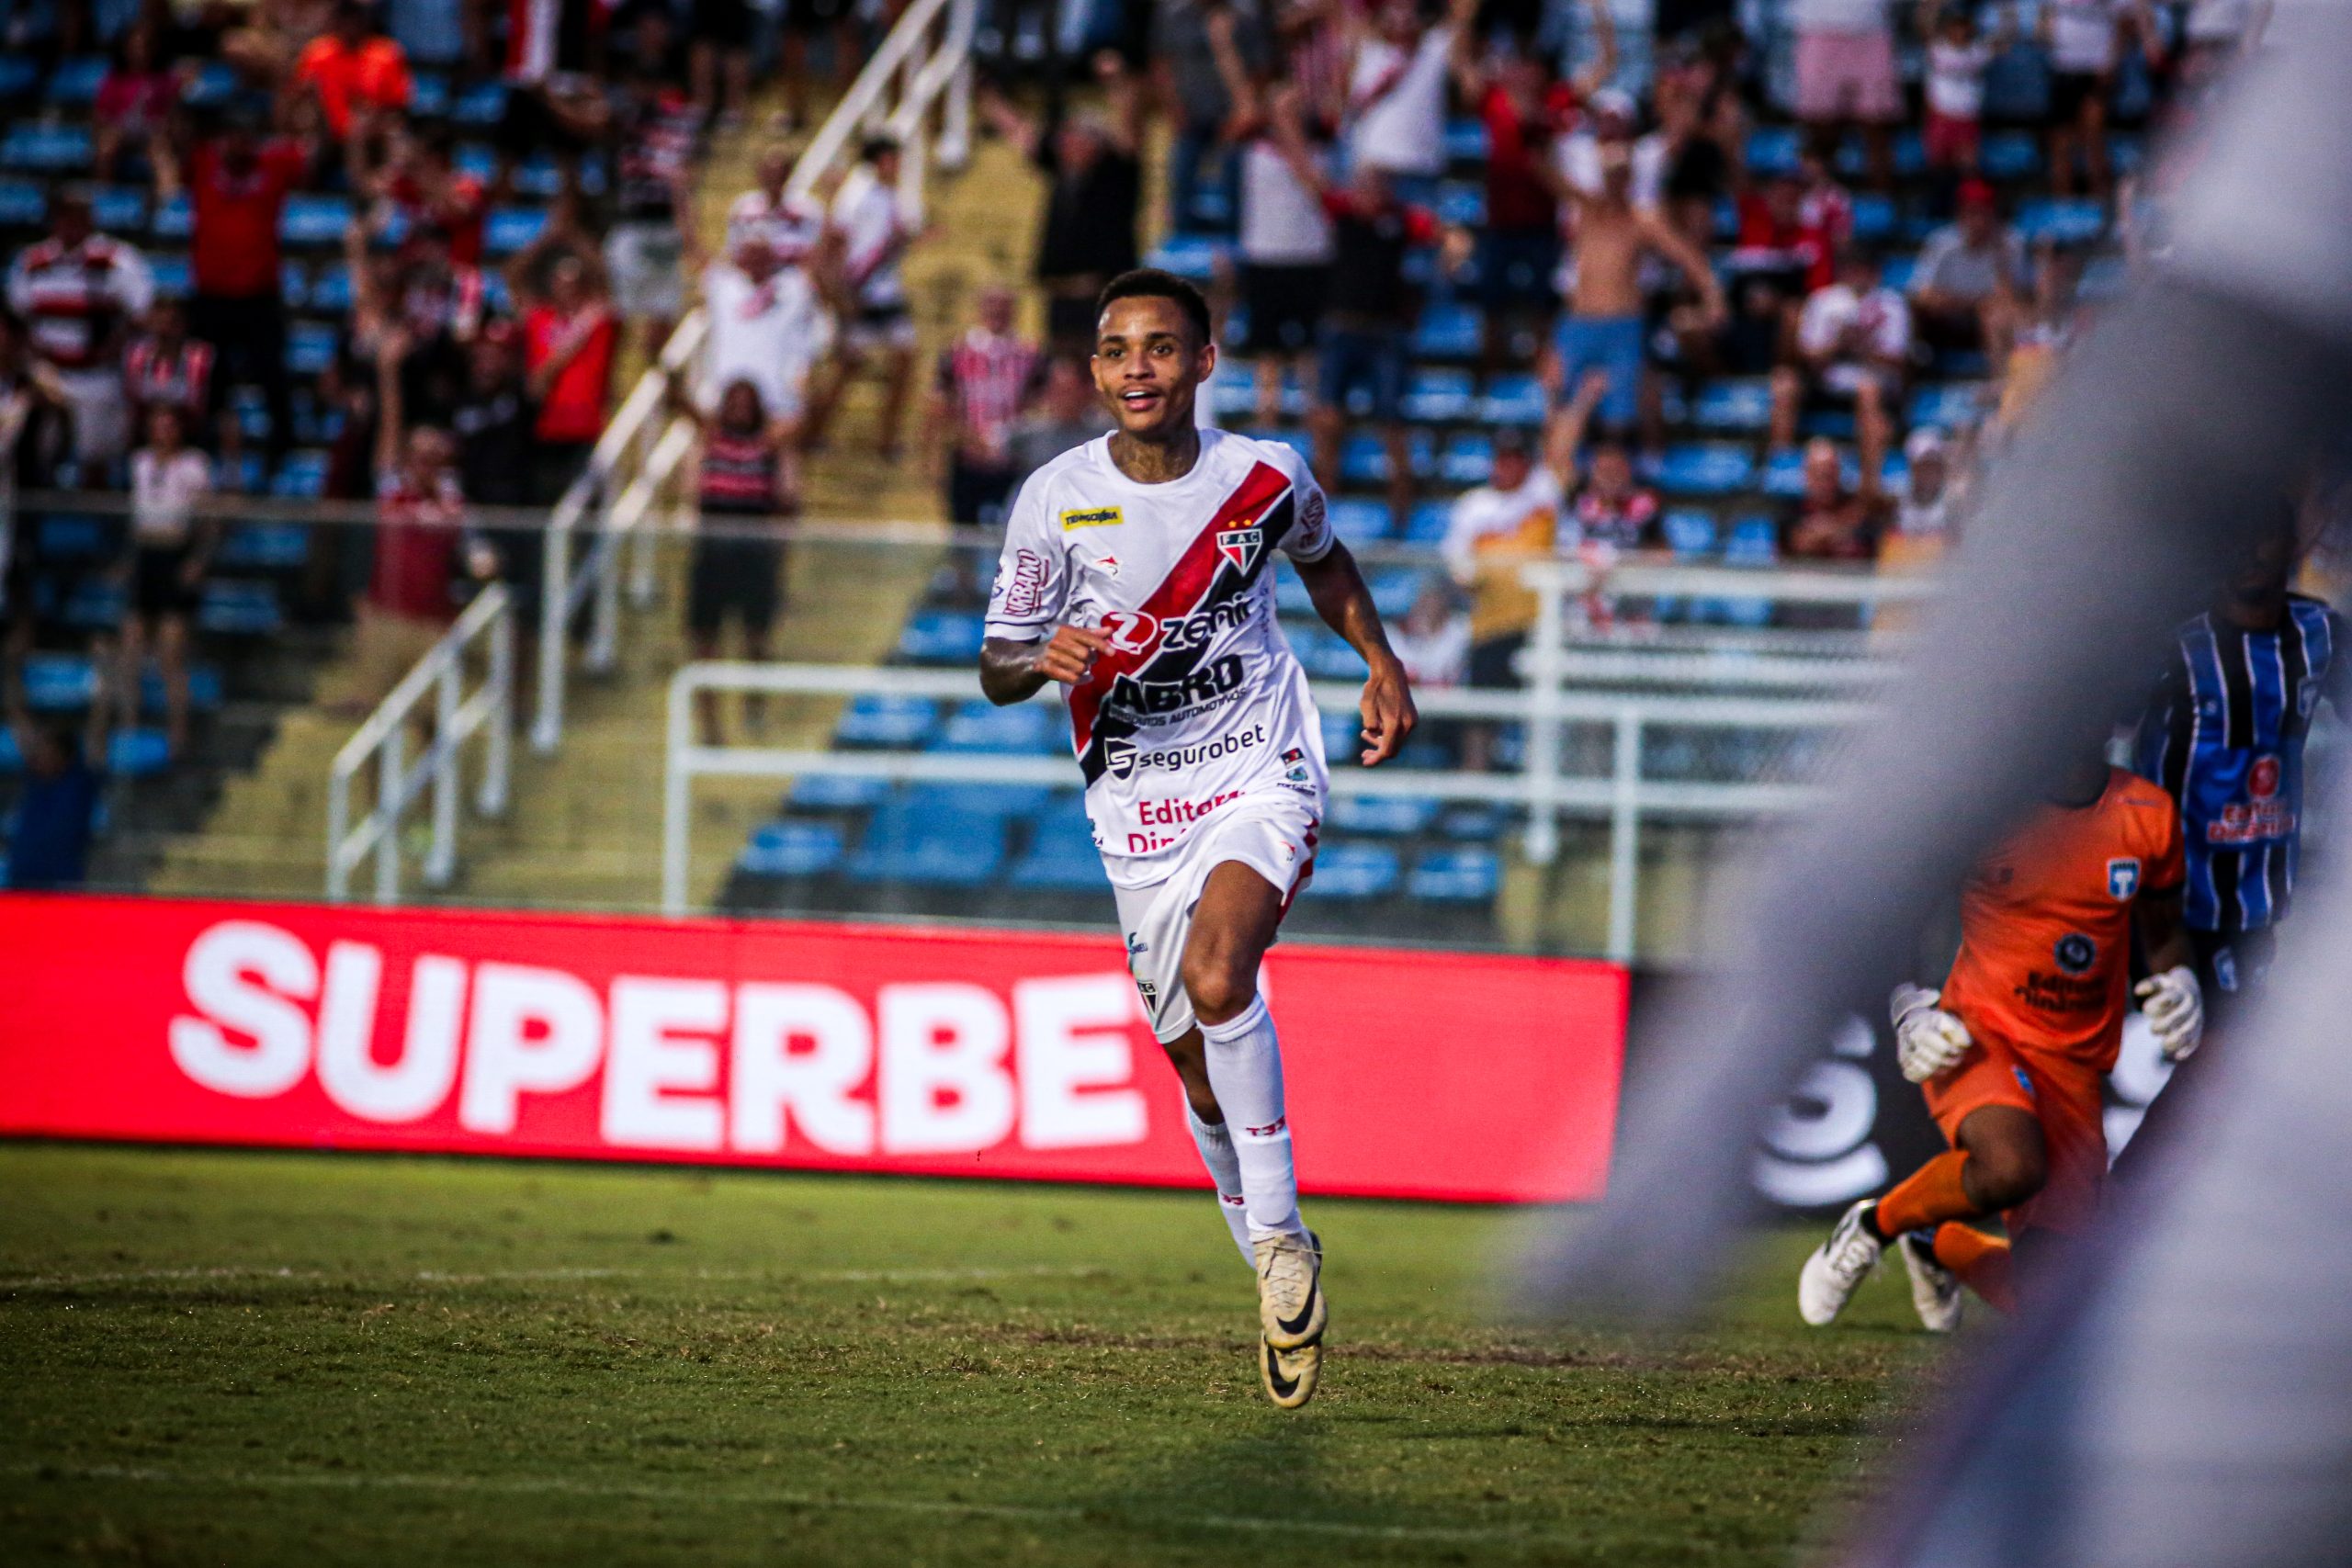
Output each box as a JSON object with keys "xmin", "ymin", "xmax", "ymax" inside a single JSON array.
[{"xmin": 0, "ymin": 1145, "xmax": 1942, "ymax": 1565}]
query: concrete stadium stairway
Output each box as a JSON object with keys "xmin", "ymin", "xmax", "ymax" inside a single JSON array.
[{"xmin": 152, "ymin": 116, "xmax": 1046, "ymax": 915}]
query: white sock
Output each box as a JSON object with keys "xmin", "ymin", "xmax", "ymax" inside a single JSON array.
[
  {"xmin": 1199, "ymin": 995, "xmax": 1306, "ymax": 1241},
  {"xmin": 1185, "ymin": 1105, "xmax": 1255, "ymax": 1265}
]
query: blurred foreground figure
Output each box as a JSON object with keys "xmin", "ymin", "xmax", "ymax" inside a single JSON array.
[{"xmin": 1525, "ymin": 6, "xmax": 2352, "ymax": 1563}]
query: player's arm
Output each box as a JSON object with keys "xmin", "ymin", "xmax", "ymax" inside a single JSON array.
[
  {"xmin": 979, "ymin": 629, "xmax": 1111, "ymax": 705},
  {"xmin": 1294, "ymin": 540, "xmax": 1417, "ymax": 765},
  {"xmin": 978, "ymin": 479, "xmax": 1098, "ymax": 705},
  {"xmin": 2133, "ymin": 881, "xmax": 2204, "ymax": 1061}
]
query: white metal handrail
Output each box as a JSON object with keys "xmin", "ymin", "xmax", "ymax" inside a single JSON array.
[
  {"xmin": 661, "ymin": 660, "xmax": 1866, "ymax": 960},
  {"xmin": 327, "ymin": 583, "xmax": 514, "ymax": 903}
]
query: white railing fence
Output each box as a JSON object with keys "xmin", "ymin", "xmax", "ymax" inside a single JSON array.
[
  {"xmin": 331, "ymin": 0, "xmax": 983, "ymax": 898},
  {"xmin": 661, "ymin": 666, "xmax": 1871, "ymax": 964},
  {"xmin": 326, "ymin": 583, "xmax": 514, "ymax": 903}
]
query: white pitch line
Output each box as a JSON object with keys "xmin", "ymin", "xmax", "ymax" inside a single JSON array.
[
  {"xmin": 0, "ymin": 1263, "xmax": 1110, "ymax": 1292},
  {"xmin": 5, "ymin": 1462, "xmax": 1564, "ymax": 1547}
]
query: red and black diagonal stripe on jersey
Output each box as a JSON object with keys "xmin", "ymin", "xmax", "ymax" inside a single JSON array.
[{"xmin": 1069, "ymin": 460, "xmax": 1295, "ymax": 785}]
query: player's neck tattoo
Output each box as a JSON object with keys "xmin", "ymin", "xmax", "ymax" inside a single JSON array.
[{"xmin": 1108, "ymin": 426, "xmax": 1202, "ymax": 485}]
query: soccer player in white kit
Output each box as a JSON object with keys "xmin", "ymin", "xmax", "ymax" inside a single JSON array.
[{"xmin": 979, "ymin": 270, "xmax": 1417, "ymax": 1408}]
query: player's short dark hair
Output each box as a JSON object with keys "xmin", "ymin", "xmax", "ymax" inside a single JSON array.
[{"xmin": 1093, "ymin": 269, "xmax": 1212, "ymax": 350}]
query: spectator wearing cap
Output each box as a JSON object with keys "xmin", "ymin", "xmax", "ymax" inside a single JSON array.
[
  {"xmin": 1790, "ymin": 0, "xmax": 1900, "ymax": 188},
  {"xmin": 1441, "ymin": 401, "xmax": 1578, "ymax": 773},
  {"xmin": 159, "ymin": 109, "xmax": 308, "ymax": 463},
  {"xmin": 1772, "ymin": 247, "xmax": 1908, "ymax": 478},
  {"xmin": 1908, "ymin": 179, "xmax": 2028, "ymax": 370},
  {"xmin": 931, "ymin": 286, "xmax": 1039, "ymax": 526},
  {"xmin": 980, "ymin": 54, "xmax": 1144, "ymax": 357},
  {"xmin": 295, "ymin": 0, "xmax": 415, "ymax": 144},
  {"xmin": 1875, "ymin": 424, "xmax": 1962, "ymax": 636},
  {"xmin": 6, "ymin": 192, "xmax": 155, "ymax": 472}
]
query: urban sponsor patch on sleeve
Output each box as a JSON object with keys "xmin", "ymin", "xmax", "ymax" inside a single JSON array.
[
  {"xmin": 999, "ymin": 547, "xmax": 1048, "ymax": 617},
  {"xmin": 1060, "ymin": 505, "xmax": 1124, "ymax": 531}
]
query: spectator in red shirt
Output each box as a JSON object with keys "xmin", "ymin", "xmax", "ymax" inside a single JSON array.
[
  {"xmin": 296, "ymin": 1, "xmax": 415, "ymax": 143},
  {"xmin": 94, "ymin": 19, "xmax": 178, "ymax": 183},
  {"xmin": 366, "ymin": 119, "xmax": 490, "ymax": 266},
  {"xmin": 517, "ymin": 256, "xmax": 618, "ymax": 503},
  {"xmin": 163, "ymin": 109, "xmax": 309, "ymax": 461}
]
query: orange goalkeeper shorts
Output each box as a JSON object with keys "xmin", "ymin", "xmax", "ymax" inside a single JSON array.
[{"xmin": 1921, "ymin": 1034, "xmax": 2109, "ymax": 1239}]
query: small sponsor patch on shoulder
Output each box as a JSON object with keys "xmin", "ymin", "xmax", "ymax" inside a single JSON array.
[{"xmin": 1060, "ymin": 505, "xmax": 1123, "ymax": 531}]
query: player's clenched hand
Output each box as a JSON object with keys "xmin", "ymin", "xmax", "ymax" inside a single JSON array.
[
  {"xmin": 1031, "ymin": 625, "xmax": 1112, "ymax": 686},
  {"xmin": 1891, "ymin": 983, "xmax": 1973, "ymax": 1083},
  {"xmin": 1358, "ymin": 659, "xmax": 1417, "ymax": 766},
  {"xmin": 2135, "ymin": 965, "xmax": 2204, "ymax": 1062}
]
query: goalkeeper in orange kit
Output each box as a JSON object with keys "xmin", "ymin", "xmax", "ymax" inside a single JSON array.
[{"xmin": 1797, "ymin": 750, "xmax": 2202, "ymax": 1331}]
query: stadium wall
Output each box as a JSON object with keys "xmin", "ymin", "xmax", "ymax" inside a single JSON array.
[{"xmin": 0, "ymin": 895, "xmax": 1627, "ymax": 1204}]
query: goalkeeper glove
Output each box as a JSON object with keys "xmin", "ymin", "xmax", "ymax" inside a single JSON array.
[
  {"xmin": 1891, "ymin": 983, "xmax": 1973, "ymax": 1083},
  {"xmin": 2135, "ymin": 964, "xmax": 2204, "ymax": 1062}
]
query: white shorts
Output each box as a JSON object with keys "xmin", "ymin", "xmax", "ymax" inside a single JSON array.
[
  {"xmin": 1111, "ymin": 792, "xmax": 1319, "ymax": 1044},
  {"xmin": 605, "ymin": 222, "xmax": 686, "ymax": 320}
]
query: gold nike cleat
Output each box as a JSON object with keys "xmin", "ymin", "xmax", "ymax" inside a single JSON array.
[
  {"xmin": 1260, "ymin": 1334, "xmax": 1321, "ymax": 1409},
  {"xmin": 1252, "ymin": 1228, "xmax": 1327, "ymax": 1350}
]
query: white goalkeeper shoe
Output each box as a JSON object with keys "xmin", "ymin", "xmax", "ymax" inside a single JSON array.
[
  {"xmin": 1253, "ymin": 1228, "xmax": 1327, "ymax": 1351},
  {"xmin": 1899, "ymin": 1232, "xmax": 1963, "ymax": 1334},
  {"xmin": 1798, "ymin": 1201, "xmax": 1883, "ymax": 1326},
  {"xmin": 1260, "ymin": 1336, "xmax": 1321, "ymax": 1409}
]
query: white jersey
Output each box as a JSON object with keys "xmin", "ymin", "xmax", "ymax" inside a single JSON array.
[{"xmin": 985, "ymin": 429, "xmax": 1336, "ymax": 890}]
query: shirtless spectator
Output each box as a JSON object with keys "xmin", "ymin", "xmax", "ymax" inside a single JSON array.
[
  {"xmin": 1772, "ymin": 248, "xmax": 1909, "ymax": 474},
  {"xmin": 1540, "ymin": 143, "xmax": 1724, "ymax": 443},
  {"xmin": 1907, "ymin": 179, "xmax": 2027, "ymax": 369}
]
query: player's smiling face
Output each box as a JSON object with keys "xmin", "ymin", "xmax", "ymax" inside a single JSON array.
[{"xmin": 1092, "ymin": 297, "xmax": 1212, "ymax": 441}]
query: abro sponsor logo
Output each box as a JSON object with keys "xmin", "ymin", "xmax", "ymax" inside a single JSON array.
[
  {"xmin": 1109, "ymin": 723, "xmax": 1268, "ymax": 781},
  {"xmin": 1107, "ymin": 654, "xmax": 1246, "ymax": 719},
  {"xmin": 163, "ymin": 920, "xmax": 1149, "ymax": 1156}
]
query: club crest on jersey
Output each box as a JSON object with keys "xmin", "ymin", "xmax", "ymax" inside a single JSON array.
[
  {"xmin": 2107, "ymin": 857, "xmax": 2141, "ymax": 900},
  {"xmin": 2054, "ymin": 932, "xmax": 2097, "ymax": 975},
  {"xmin": 1105, "ymin": 739, "xmax": 1138, "ymax": 780},
  {"xmin": 1060, "ymin": 505, "xmax": 1123, "ymax": 531},
  {"xmin": 1216, "ymin": 526, "xmax": 1263, "ymax": 575}
]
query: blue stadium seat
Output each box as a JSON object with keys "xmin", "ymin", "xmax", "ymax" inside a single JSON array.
[
  {"xmin": 1403, "ymin": 367, "xmax": 1475, "ymax": 423},
  {"xmin": 1838, "ymin": 130, "xmax": 1925, "ymax": 179},
  {"xmin": 1762, "ymin": 446, "xmax": 1838, "ymax": 498},
  {"xmin": 2015, "ymin": 197, "xmax": 2107, "ymax": 246},
  {"xmin": 848, "ymin": 799, "xmax": 1007, "ymax": 886},
  {"xmin": 1908, "ymin": 381, "xmax": 1986, "ymax": 430},
  {"xmin": 452, "ymin": 142, "xmax": 498, "ymax": 181},
  {"xmin": 218, "ymin": 522, "xmax": 311, "ymax": 569},
  {"xmin": 109, "ymin": 728, "xmax": 172, "ymax": 777},
  {"xmin": 1211, "ymin": 371, "xmax": 1257, "ymax": 421},
  {"xmin": 20, "ymin": 652, "xmax": 96, "ymax": 709},
  {"xmin": 1724, "ymin": 513, "xmax": 1780, "ymax": 563},
  {"xmin": 450, "ymin": 81, "xmax": 508, "ymax": 124},
  {"xmin": 933, "ymin": 698, "xmax": 1057, "ymax": 754},
  {"xmin": 220, "ymin": 451, "xmax": 267, "ymax": 492},
  {"xmin": 1242, "ymin": 426, "xmax": 1313, "ymax": 466},
  {"xmin": 834, "ymin": 693, "xmax": 941, "ymax": 749},
  {"xmin": 287, "ymin": 322, "xmax": 338, "ymax": 374},
  {"xmin": 1798, "ymin": 407, "xmax": 1857, "ymax": 441},
  {"xmin": 279, "ymin": 195, "xmax": 351, "ymax": 246},
  {"xmin": 269, "ymin": 451, "xmax": 330, "ymax": 500},
  {"xmin": 1291, "ymin": 625, "xmax": 1367, "ymax": 682},
  {"xmin": 1, "ymin": 122, "xmax": 93, "ymax": 173},
  {"xmin": 146, "ymin": 253, "xmax": 189, "ymax": 299},
  {"xmin": 44, "ymin": 56, "xmax": 105, "ymax": 105},
  {"xmin": 1325, "ymin": 497, "xmax": 1393, "ymax": 547},
  {"xmin": 788, "ymin": 773, "xmax": 893, "ymax": 811},
  {"xmin": 1305, "ymin": 841, "xmax": 1398, "ymax": 899},
  {"xmin": 903, "ymin": 781, "xmax": 1052, "ymax": 823},
  {"xmin": 1432, "ymin": 181, "xmax": 1484, "ymax": 227},
  {"xmin": 1409, "ymin": 847, "xmax": 1499, "ymax": 902},
  {"xmin": 0, "ymin": 55, "xmax": 38, "ymax": 99},
  {"xmin": 1747, "ymin": 125, "xmax": 1801, "ymax": 177},
  {"xmin": 483, "ymin": 207, "xmax": 548, "ymax": 256},
  {"xmin": 1436, "ymin": 802, "xmax": 1505, "ymax": 841},
  {"xmin": 1481, "ymin": 373, "xmax": 1546, "ymax": 427},
  {"xmin": 1440, "ymin": 432, "xmax": 1493, "ymax": 486},
  {"xmin": 1877, "ymin": 252, "xmax": 1917, "ymax": 293},
  {"xmin": 1690, "ymin": 378, "xmax": 1772, "ymax": 434},
  {"xmin": 309, "ymin": 264, "xmax": 355, "ymax": 312},
  {"xmin": 182, "ymin": 62, "xmax": 238, "ymax": 107},
  {"xmin": 1339, "ymin": 430, "xmax": 1433, "ymax": 487},
  {"xmin": 1849, "ymin": 194, "xmax": 1896, "ymax": 243},
  {"xmin": 1981, "ymin": 129, "xmax": 2040, "ymax": 180},
  {"xmin": 198, "ymin": 580, "xmax": 284, "ymax": 635},
  {"xmin": 1443, "ymin": 118, "xmax": 1487, "ymax": 164},
  {"xmin": 1329, "ymin": 795, "xmax": 1437, "ymax": 836},
  {"xmin": 1146, "ymin": 233, "xmax": 1223, "ymax": 282},
  {"xmin": 410, "ymin": 72, "xmax": 451, "ymax": 117},
  {"xmin": 36, "ymin": 513, "xmax": 109, "ymax": 560},
  {"xmin": 1661, "ymin": 509, "xmax": 1720, "ymax": 558},
  {"xmin": 1655, "ymin": 443, "xmax": 1756, "ymax": 497},
  {"xmin": 895, "ymin": 608, "xmax": 984, "ymax": 664},
  {"xmin": 0, "ymin": 177, "xmax": 43, "ymax": 226},
  {"xmin": 1403, "ymin": 500, "xmax": 1452, "ymax": 543},
  {"xmin": 739, "ymin": 818, "xmax": 845, "ymax": 878},
  {"xmin": 89, "ymin": 184, "xmax": 145, "ymax": 232},
  {"xmin": 1007, "ymin": 807, "xmax": 1106, "ymax": 892},
  {"xmin": 1411, "ymin": 301, "xmax": 1482, "ymax": 360},
  {"xmin": 1368, "ymin": 567, "xmax": 1424, "ymax": 618},
  {"xmin": 151, "ymin": 192, "xmax": 190, "ymax": 240}
]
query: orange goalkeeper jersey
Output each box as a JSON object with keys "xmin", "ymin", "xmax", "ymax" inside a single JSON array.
[{"xmin": 1938, "ymin": 770, "xmax": 2184, "ymax": 1071}]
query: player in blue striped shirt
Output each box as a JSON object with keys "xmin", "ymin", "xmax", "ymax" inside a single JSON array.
[{"xmin": 2132, "ymin": 505, "xmax": 2346, "ymax": 1006}]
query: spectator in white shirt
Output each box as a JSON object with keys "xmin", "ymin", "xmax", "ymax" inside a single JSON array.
[
  {"xmin": 6, "ymin": 192, "xmax": 155, "ymax": 470},
  {"xmin": 806, "ymin": 136, "xmax": 921, "ymax": 459},
  {"xmin": 1908, "ymin": 178, "xmax": 2028, "ymax": 368},
  {"xmin": 725, "ymin": 144, "xmax": 828, "ymax": 272},
  {"xmin": 119, "ymin": 405, "xmax": 214, "ymax": 759},
  {"xmin": 1920, "ymin": 0, "xmax": 2012, "ymax": 177},
  {"xmin": 2041, "ymin": 0, "xmax": 2158, "ymax": 198},
  {"xmin": 696, "ymin": 233, "xmax": 832, "ymax": 447},
  {"xmin": 1234, "ymin": 82, "xmax": 1336, "ymax": 426},
  {"xmin": 1344, "ymin": 0, "xmax": 1453, "ymax": 181},
  {"xmin": 1789, "ymin": 0, "xmax": 1900, "ymax": 187},
  {"xmin": 1772, "ymin": 247, "xmax": 1910, "ymax": 475}
]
